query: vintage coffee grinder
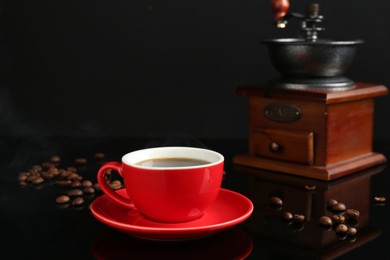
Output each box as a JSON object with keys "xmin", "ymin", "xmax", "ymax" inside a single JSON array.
[{"xmin": 233, "ymin": 1, "xmax": 388, "ymax": 180}]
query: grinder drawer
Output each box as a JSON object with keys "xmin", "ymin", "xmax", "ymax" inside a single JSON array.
[{"xmin": 251, "ymin": 128, "xmax": 314, "ymax": 165}]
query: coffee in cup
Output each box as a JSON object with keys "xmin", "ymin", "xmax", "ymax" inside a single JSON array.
[{"xmin": 97, "ymin": 146, "xmax": 224, "ymax": 223}]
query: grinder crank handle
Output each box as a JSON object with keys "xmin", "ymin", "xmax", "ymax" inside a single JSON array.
[{"xmin": 271, "ymin": 0, "xmax": 290, "ymax": 22}]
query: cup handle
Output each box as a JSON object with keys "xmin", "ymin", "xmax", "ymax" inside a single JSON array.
[{"xmin": 97, "ymin": 162, "xmax": 135, "ymax": 209}]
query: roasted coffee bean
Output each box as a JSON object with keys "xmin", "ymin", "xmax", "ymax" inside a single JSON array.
[
  {"xmin": 327, "ymin": 199, "xmax": 338, "ymax": 207},
  {"xmin": 32, "ymin": 165, "xmax": 43, "ymax": 172},
  {"xmin": 50, "ymin": 156, "xmax": 61, "ymax": 163},
  {"xmin": 269, "ymin": 196, "xmax": 283, "ymax": 207},
  {"xmin": 59, "ymin": 169, "xmax": 71, "ymax": 178},
  {"xmin": 56, "ymin": 195, "xmax": 70, "ymax": 204},
  {"xmin": 335, "ymin": 224, "xmax": 348, "ymax": 234},
  {"xmin": 332, "ymin": 214, "xmax": 346, "ymax": 224},
  {"xmin": 304, "ymin": 185, "xmax": 316, "ymax": 191},
  {"xmin": 67, "ymin": 167, "xmax": 77, "ymax": 172},
  {"xmin": 71, "ymin": 197, "xmax": 85, "ymax": 206},
  {"xmin": 42, "ymin": 162, "xmax": 55, "ymax": 168},
  {"xmin": 319, "ymin": 216, "xmax": 333, "ymax": 227},
  {"xmin": 332, "ymin": 203, "xmax": 346, "ymax": 212},
  {"xmin": 41, "ymin": 172, "xmax": 54, "ymax": 180},
  {"xmin": 32, "ymin": 177, "xmax": 44, "ymax": 185},
  {"xmin": 374, "ymin": 196, "xmax": 386, "ymax": 203},
  {"xmin": 67, "ymin": 189, "xmax": 83, "ymax": 197},
  {"xmin": 93, "ymin": 183, "xmax": 101, "ymax": 191},
  {"xmin": 55, "ymin": 180, "xmax": 72, "ymax": 186},
  {"xmin": 19, "ymin": 181, "xmax": 27, "ymax": 187},
  {"xmin": 109, "ymin": 180, "xmax": 122, "ymax": 190},
  {"xmin": 18, "ymin": 174, "xmax": 28, "ymax": 182},
  {"xmin": 48, "ymin": 167, "xmax": 59, "ymax": 176},
  {"xmin": 347, "ymin": 227, "xmax": 357, "ymax": 236},
  {"xmin": 82, "ymin": 180, "xmax": 93, "ymax": 188},
  {"xmin": 71, "ymin": 180, "xmax": 82, "ymax": 188},
  {"xmin": 94, "ymin": 153, "xmax": 105, "ymax": 159},
  {"xmin": 293, "ymin": 214, "xmax": 305, "ymax": 222},
  {"xmin": 75, "ymin": 158, "xmax": 87, "ymax": 164},
  {"xmin": 26, "ymin": 175, "xmax": 38, "ymax": 182},
  {"xmin": 346, "ymin": 209, "xmax": 360, "ymax": 219},
  {"xmin": 67, "ymin": 173, "xmax": 82, "ymax": 181},
  {"xmin": 83, "ymin": 187, "xmax": 95, "ymax": 194},
  {"xmin": 283, "ymin": 211, "xmax": 293, "ymax": 221},
  {"xmin": 104, "ymin": 170, "xmax": 112, "ymax": 181},
  {"xmin": 19, "ymin": 171, "xmax": 30, "ymax": 177}
]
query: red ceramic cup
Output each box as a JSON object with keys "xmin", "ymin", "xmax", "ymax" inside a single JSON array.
[{"xmin": 97, "ymin": 146, "xmax": 224, "ymax": 223}]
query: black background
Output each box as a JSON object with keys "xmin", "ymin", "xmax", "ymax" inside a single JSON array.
[{"xmin": 1, "ymin": 0, "xmax": 389, "ymax": 140}]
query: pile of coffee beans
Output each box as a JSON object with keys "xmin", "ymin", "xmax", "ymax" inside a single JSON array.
[
  {"xmin": 17, "ymin": 153, "xmax": 124, "ymax": 210},
  {"xmin": 317, "ymin": 199, "xmax": 361, "ymax": 241},
  {"xmin": 267, "ymin": 192, "xmax": 363, "ymax": 239}
]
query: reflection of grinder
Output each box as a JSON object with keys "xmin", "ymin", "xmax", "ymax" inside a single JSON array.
[
  {"xmin": 234, "ymin": 1, "xmax": 388, "ymax": 180},
  {"xmin": 235, "ymin": 164, "xmax": 384, "ymax": 258}
]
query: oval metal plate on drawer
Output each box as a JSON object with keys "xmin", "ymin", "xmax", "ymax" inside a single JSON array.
[{"xmin": 263, "ymin": 103, "xmax": 302, "ymax": 122}]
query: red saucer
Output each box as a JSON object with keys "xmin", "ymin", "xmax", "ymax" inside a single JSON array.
[{"xmin": 90, "ymin": 188, "xmax": 254, "ymax": 240}]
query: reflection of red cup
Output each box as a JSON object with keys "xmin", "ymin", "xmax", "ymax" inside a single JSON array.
[
  {"xmin": 92, "ymin": 227, "xmax": 253, "ymax": 260},
  {"xmin": 97, "ymin": 147, "xmax": 224, "ymax": 223}
]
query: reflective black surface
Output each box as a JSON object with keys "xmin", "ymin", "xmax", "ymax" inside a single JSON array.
[{"xmin": 1, "ymin": 137, "xmax": 389, "ymax": 259}]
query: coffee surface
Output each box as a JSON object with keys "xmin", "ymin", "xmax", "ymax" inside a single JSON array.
[{"xmin": 135, "ymin": 158, "xmax": 209, "ymax": 167}]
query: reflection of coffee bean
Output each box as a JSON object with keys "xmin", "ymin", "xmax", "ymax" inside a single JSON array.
[
  {"xmin": 319, "ymin": 216, "xmax": 333, "ymax": 227},
  {"xmin": 304, "ymin": 185, "xmax": 316, "ymax": 191},
  {"xmin": 292, "ymin": 222, "xmax": 304, "ymax": 231},
  {"xmin": 269, "ymin": 196, "xmax": 283, "ymax": 207},
  {"xmin": 57, "ymin": 203, "xmax": 70, "ymax": 209},
  {"xmin": 56, "ymin": 195, "xmax": 70, "ymax": 204},
  {"xmin": 332, "ymin": 203, "xmax": 346, "ymax": 212}
]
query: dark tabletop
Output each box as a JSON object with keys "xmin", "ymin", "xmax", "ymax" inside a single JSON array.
[{"xmin": 0, "ymin": 137, "xmax": 389, "ymax": 259}]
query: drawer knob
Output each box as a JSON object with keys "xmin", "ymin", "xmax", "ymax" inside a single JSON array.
[{"xmin": 269, "ymin": 142, "xmax": 281, "ymax": 153}]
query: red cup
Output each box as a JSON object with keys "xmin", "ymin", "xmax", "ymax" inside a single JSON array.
[{"xmin": 97, "ymin": 146, "xmax": 224, "ymax": 223}]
